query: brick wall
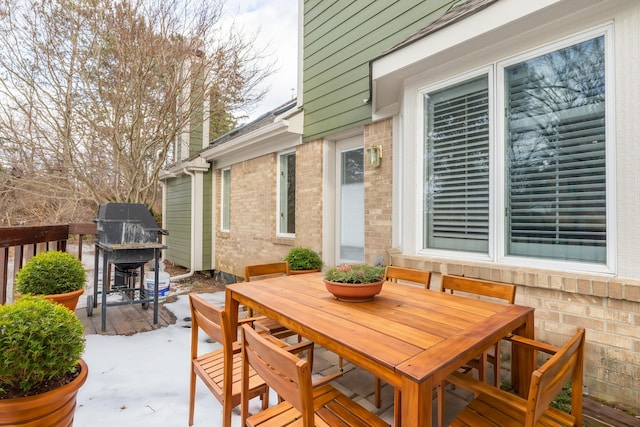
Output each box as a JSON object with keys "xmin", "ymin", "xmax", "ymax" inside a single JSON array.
[
  {"xmin": 214, "ymin": 141, "xmax": 324, "ymax": 278},
  {"xmin": 364, "ymin": 119, "xmax": 393, "ymax": 266},
  {"xmin": 294, "ymin": 140, "xmax": 324, "ymax": 249}
]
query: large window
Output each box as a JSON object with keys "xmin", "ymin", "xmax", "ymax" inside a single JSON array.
[
  {"xmin": 422, "ymin": 33, "xmax": 608, "ymax": 266},
  {"xmin": 424, "ymin": 76, "xmax": 490, "ymax": 253},
  {"xmin": 278, "ymin": 151, "xmax": 296, "ymax": 235},
  {"xmin": 221, "ymin": 168, "xmax": 230, "ymax": 231}
]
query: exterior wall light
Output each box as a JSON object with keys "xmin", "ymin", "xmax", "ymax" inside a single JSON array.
[{"xmin": 366, "ymin": 145, "xmax": 382, "ymax": 168}]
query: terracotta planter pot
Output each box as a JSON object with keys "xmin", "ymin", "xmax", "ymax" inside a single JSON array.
[
  {"xmin": 0, "ymin": 359, "xmax": 88, "ymax": 427},
  {"xmin": 44, "ymin": 288, "xmax": 84, "ymax": 311},
  {"xmin": 289, "ymin": 269, "xmax": 321, "ymax": 275},
  {"xmin": 324, "ymin": 279, "xmax": 384, "ymax": 302}
]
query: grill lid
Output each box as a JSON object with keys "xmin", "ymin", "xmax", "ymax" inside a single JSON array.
[{"xmin": 94, "ymin": 203, "xmax": 165, "ymax": 247}]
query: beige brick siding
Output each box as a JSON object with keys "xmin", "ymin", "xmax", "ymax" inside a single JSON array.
[
  {"xmin": 364, "ymin": 119, "xmax": 393, "ymax": 266},
  {"xmin": 214, "ymin": 141, "xmax": 324, "ymax": 278}
]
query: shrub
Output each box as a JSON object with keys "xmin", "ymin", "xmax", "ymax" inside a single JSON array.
[
  {"xmin": 15, "ymin": 251, "xmax": 86, "ymax": 295},
  {"xmin": 0, "ymin": 296, "xmax": 86, "ymax": 394},
  {"xmin": 324, "ymin": 264, "xmax": 385, "ymax": 284},
  {"xmin": 283, "ymin": 247, "xmax": 323, "ymax": 271}
]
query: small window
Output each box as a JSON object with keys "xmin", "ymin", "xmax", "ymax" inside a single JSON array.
[
  {"xmin": 221, "ymin": 168, "xmax": 230, "ymax": 231},
  {"xmin": 278, "ymin": 151, "xmax": 296, "ymax": 235}
]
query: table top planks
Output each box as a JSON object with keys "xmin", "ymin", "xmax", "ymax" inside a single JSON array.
[{"xmin": 226, "ymin": 272, "xmax": 535, "ymax": 427}]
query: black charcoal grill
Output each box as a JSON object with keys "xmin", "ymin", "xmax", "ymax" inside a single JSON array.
[{"xmin": 90, "ymin": 203, "xmax": 167, "ymax": 332}]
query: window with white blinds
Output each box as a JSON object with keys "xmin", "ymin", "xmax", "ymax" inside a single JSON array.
[
  {"xmin": 278, "ymin": 151, "xmax": 296, "ymax": 235},
  {"xmin": 424, "ymin": 76, "xmax": 490, "ymax": 252},
  {"xmin": 505, "ymin": 36, "xmax": 606, "ymax": 262},
  {"xmin": 421, "ymin": 33, "xmax": 608, "ymax": 265}
]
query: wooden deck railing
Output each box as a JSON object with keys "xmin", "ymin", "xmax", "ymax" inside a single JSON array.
[{"xmin": 0, "ymin": 222, "xmax": 97, "ymax": 304}]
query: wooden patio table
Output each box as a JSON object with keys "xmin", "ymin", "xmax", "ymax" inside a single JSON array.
[{"xmin": 225, "ymin": 272, "xmax": 535, "ymax": 427}]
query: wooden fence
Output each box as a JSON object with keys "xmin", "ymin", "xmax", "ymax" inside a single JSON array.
[{"xmin": 0, "ymin": 223, "xmax": 97, "ymax": 304}]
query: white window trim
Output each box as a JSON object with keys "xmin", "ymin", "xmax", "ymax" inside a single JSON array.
[
  {"xmin": 276, "ymin": 150, "xmax": 296, "ymax": 238},
  {"xmin": 220, "ymin": 167, "xmax": 231, "ymax": 232},
  {"xmin": 411, "ymin": 24, "xmax": 615, "ymax": 275}
]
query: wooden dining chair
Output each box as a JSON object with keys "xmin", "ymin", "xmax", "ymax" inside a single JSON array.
[
  {"xmin": 446, "ymin": 327, "xmax": 585, "ymax": 427},
  {"xmin": 438, "ymin": 274, "xmax": 517, "ymax": 426},
  {"xmin": 441, "ymin": 274, "xmax": 516, "ymax": 382},
  {"xmin": 384, "ymin": 265, "xmax": 432, "ymax": 289},
  {"xmin": 240, "ymin": 324, "xmax": 390, "ymax": 427},
  {"xmin": 188, "ymin": 293, "xmax": 269, "ymax": 427},
  {"xmin": 243, "ymin": 262, "xmax": 293, "ymax": 338}
]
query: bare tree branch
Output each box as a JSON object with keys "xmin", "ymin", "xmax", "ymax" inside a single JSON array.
[{"xmin": 0, "ymin": 0, "xmax": 273, "ymax": 224}]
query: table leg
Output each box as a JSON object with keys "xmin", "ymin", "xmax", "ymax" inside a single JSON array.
[
  {"xmin": 225, "ymin": 288, "xmax": 239, "ymax": 342},
  {"xmin": 511, "ymin": 310, "xmax": 535, "ymax": 397},
  {"xmin": 153, "ymin": 250, "xmax": 159, "ymax": 324},
  {"xmin": 401, "ymin": 376, "xmax": 432, "ymax": 426},
  {"xmin": 101, "ymin": 250, "xmax": 108, "ymax": 332}
]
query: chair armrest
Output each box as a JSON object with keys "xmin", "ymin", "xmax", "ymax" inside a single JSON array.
[
  {"xmin": 446, "ymin": 371, "xmax": 527, "ymax": 411},
  {"xmin": 238, "ymin": 315, "xmax": 268, "ymax": 327},
  {"xmin": 505, "ymin": 335, "xmax": 559, "ymax": 355},
  {"xmin": 311, "ymin": 371, "xmax": 343, "ymax": 388},
  {"xmin": 282, "ymin": 340, "xmax": 314, "ymax": 354}
]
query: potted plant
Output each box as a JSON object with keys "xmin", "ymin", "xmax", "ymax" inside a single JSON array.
[
  {"xmin": 0, "ymin": 295, "xmax": 88, "ymax": 426},
  {"xmin": 323, "ymin": 264, "xmax": 385, "ymax": 302},
  {"xmin": 283, "ymin": 247, "xmax": 323, "ymax": 274},
  {"xmin": 14, "ymin": 251, "xmax": 86, "ymax": 311}
]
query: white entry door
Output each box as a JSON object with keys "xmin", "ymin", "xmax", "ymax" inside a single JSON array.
[{"xmin": 336, "ymin": 136, "xmax": 364, "ymax": 264}]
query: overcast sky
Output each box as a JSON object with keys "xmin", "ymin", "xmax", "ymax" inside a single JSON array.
[{"xmin": 222, "ymin": 0, "xmax": 299, "ymax": 122}]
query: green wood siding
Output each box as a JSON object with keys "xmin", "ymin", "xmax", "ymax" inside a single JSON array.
[
  {"xmin": 303, "ymin": 0, "xmax": 455, "ymax": 141},
  {"xmin": 165, "ymin": 175, "xmax": 192, "ymax": 267}
]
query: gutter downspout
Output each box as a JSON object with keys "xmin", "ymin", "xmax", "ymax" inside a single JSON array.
[{"xmin": 169, "ymin": 168, "xmax": 196, "ymax": 282}]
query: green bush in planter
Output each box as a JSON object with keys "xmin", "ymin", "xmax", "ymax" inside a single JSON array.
[
  {"xmin": 15, "ymin": 251, "xmax": 86, "ymax": 295},
  {"xmin": 0, "ymin": 296, "xmax": 86, "ymax": 394},
  {"xmin": 283, "ymin": 247, "xmax": 323, "ymax": 271}
]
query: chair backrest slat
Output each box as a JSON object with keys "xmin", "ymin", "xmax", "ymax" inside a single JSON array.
[
  {"xmin": 440, "ymin": 274, "xmax": 516, "ymax": 303},
  {"xmin": 384, "ymin": 266, "xmax": 432, "ymax": 289},
  {"xmin": 526, "ymin": 328, "xmax": 585, "ymax": 426},
  {"xmin": 241, "ymin": 324, "xmax": 315, "ymax": 425},
  {"xmin": 244, "ymin": 261, "xmax": 289, "ymax": 282},
  {"xmin": 189, "ymin": 294, "xmax": 233, "ymax": 360}
]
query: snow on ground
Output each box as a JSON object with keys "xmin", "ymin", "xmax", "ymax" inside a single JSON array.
[{"xmin": 74, "ymin": 291, "xmax": 275, "ymax": 427}]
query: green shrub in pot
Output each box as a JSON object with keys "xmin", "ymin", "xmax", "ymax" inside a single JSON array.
[
  {"xmin": 0, "ymin": 295, "xmax": 86, "ymax": 396},
  {"xmin": 283, "ymin": 247, "xmax": 323, "ymax": 271},
  {"xmin": 15, "ymin": 251, "xmax": 86, "ymax": 295}
]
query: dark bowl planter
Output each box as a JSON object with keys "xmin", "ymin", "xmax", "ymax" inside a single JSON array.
[{"xmin": 324, "ymin": 279, "xmax": 384, "ymax": 302}]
